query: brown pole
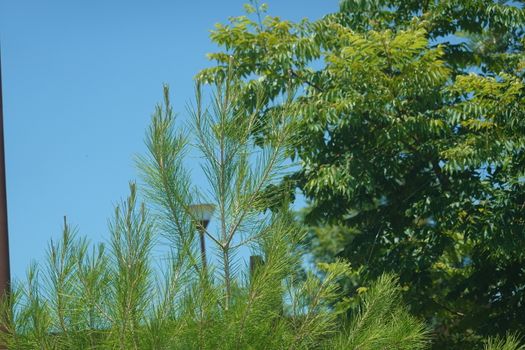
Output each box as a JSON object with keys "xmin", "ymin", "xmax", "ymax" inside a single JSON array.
[
  {"xmin": 249, "ymin": 255, "xmax": 264, "ymax": 279},
  {"xmin": 0, "ymin": 51, "xmax": 10, "ymax": 302},
  {"xmin": 198, "ymin": 221, "xmax": 208, "ymax": 271}
]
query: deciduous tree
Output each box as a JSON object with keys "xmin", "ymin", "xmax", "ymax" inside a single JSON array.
[{"xmin": 198, "ymin": 1, "xmax": 525, "ymax": 347}]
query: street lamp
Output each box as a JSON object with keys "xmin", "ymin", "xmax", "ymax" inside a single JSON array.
[{"xmin": 189, "ymin": 204, "xmax": 215, "ymax": 271}]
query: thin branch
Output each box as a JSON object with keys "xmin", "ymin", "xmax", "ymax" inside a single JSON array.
[{"xmin": 288, "ymin": 68, "xmax": 324, "ymax": 93}]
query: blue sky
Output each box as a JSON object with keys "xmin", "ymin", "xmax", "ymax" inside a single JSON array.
[{"xmin": 0, "ymin": 0, "xmax": 337, "ymax": 280}]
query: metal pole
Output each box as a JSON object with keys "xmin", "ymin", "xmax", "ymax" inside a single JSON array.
[
  {"xmin": 0, "ymin": 51, "xmax": 10, "ymax": 302},
  {"xmin": 198, "ymin": 220, "xmax": 208, "ymax": 271}
]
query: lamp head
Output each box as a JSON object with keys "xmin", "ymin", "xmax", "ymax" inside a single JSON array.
[{"xmin": 189, "ymin": 203, "xmax": 215, "ymax": 228}]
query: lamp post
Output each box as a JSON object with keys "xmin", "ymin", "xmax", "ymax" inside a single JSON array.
[
  {"xmin": 189, "ymin": 204, "xmax": 215, "ymax": 271},
  {"xmin": 0, "ymin": 52, "xmax": 10, "ymax": 303}
]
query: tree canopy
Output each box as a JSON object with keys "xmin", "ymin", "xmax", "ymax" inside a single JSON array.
[{"xmin": 198, "ymin": 1, "xmax": 525, "ymax": 348}]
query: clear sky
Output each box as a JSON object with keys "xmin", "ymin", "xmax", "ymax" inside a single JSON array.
[{"xmin": 0, "ymin": 0, "xmax": 337, "ymax": 280}]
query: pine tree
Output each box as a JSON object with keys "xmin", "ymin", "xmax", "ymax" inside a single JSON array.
[{"xmin": 0, "ymin": 77, "xmax": 429, "ymax": 349}]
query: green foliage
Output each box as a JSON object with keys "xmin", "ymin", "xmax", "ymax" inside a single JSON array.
[
  {"xmin": 328, "ymin": 274, "xmax": 428, "ymax": 350},
  {"xmin": 0, "ymin": 79, "xmax": 428, "ymax": 349},
  {"xmin": 485, "ymin": 334, "xmax": 525, "ymax": 350},
  {"xmin": 199, "ymin": 1, "xmax": 525, "ymax": 348}
]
